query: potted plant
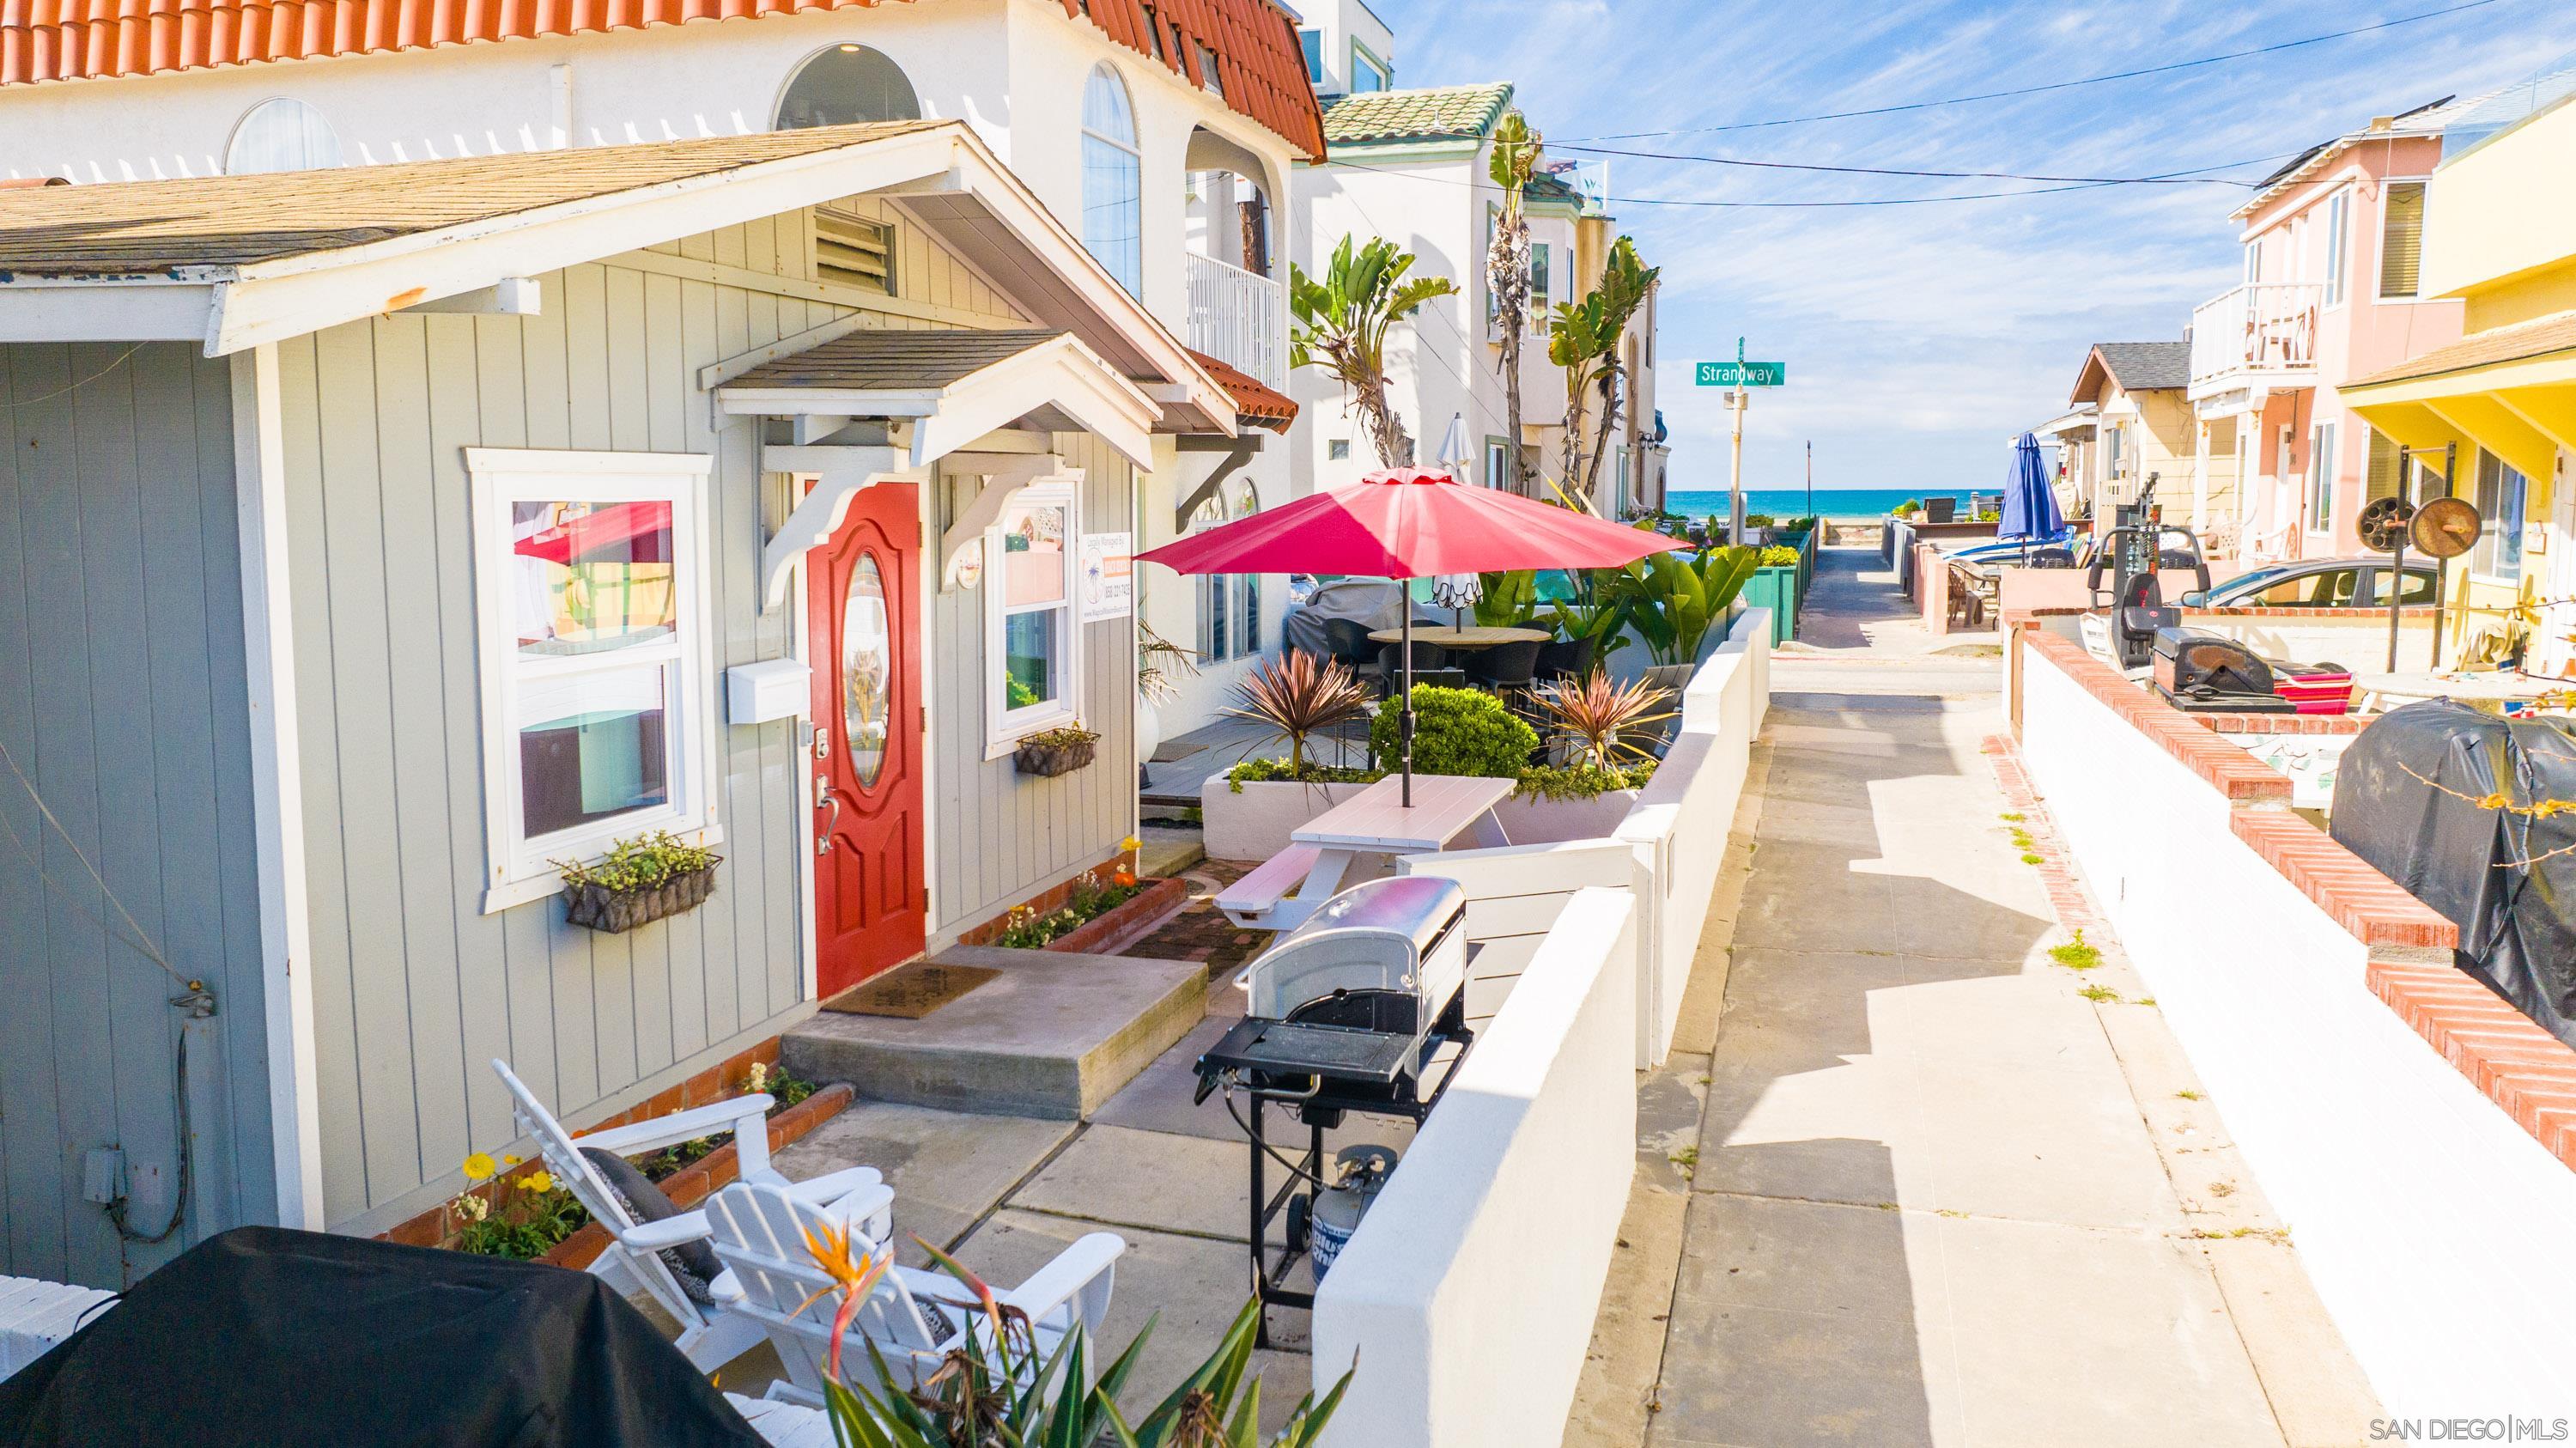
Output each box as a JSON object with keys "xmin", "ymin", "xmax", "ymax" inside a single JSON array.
[
  {"xmin": 556, "ymin": 830, "xmax": 721, "ymax": 934},
  {"xmin": 1202, "ymin": 652, "xmax": 1382, "ymax": 860},
  {"xmin": 1613, "ymin": 545, "xmax": 1760, "ymax": 689},
  {"xmin": 1503, "ymin": 671, "xmax": 1674, "ymax": 840},
  {"xmin": 1013, "ymin": 722, "xmax": 1100, "ymax": 778}
]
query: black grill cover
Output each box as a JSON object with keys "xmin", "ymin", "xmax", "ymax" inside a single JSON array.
[
  {"xmin": 2330, "ymin": 700, "xmax": 2576, "ymax": 1048},
  {"xmin": 0, "ymin": 1226, "xmax": 768, "ymax": 1448}
]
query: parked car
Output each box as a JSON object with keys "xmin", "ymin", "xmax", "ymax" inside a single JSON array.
[{"xmin": 2179, "ymin": 557, "xmax": 2439, "ymax": 609}]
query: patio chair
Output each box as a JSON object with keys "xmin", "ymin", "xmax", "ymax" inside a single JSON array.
[
  {"xmin": 702, "ymin": 1177, "xmax": 1123, "ymax": 1408},
  {"xmin": 1379, "ymin": 641, "xmax": 1449, "ymax": 697},
  {"xmin": 1532, "ymin": 636, "xmax": 1594, "ymax": 684},
  {"xmin": 1322, "ymin": 617, "xmax": 1384, "ymax": 689},
  {"xmin": 490, "ymin": 1059, "xmax": 890, "ymax": 1373},
  {"xmin": 1469, "ymin": 638, "xmax": 1543, "ymax": 691}
]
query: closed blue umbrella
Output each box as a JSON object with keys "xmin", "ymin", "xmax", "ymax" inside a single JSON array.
[{"xmin": 1997, "ymin": 432, "xmax": 2063, "ymax": 543}]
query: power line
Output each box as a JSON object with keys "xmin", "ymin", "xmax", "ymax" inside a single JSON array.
[
  {"xmin": 1331, "ymin": 149, "xmax": 2304, "ymax": 211},
  {"xmin": 1546, "ymin": 143, "xmax": 2264, "ymax": 188},
  {"xmin": 1567, "ymin": 0, "xmax": 2506, "ymax": 141}
]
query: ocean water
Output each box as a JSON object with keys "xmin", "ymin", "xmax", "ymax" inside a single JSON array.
[{"xmin": 1664, "ymin": 487, "xmax": 1972, "ymax": 520}]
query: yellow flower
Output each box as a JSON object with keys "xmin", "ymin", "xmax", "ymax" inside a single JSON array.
[
  {"xmin": 462, "ymin": 1152, "xmax": 497, "ymax": 1182},
  {"xmin": 1120, "ymin": 835, "xmax": 1142, "ymax": 855},
  {"xmin": 520, "ymin": 1171, "xmax": 556, "ymax": 1194},
  {"xmin": 502, "ymin": 1153, "xmax": 523, "ymax": 1167}
]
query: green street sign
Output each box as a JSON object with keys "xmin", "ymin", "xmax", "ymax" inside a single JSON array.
[{"xmin": 1698, "ymin": 361, "xmax": 1785, "ymax": 386}]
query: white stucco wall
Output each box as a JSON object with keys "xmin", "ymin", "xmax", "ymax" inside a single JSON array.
[
  {"xmin": 1311, "ymin": 886, "xmax": 1638, "ymax": 1448},
  {"xmin": 2017, "ymin": 636, "xmax": 2576, "ymax": 1419}
]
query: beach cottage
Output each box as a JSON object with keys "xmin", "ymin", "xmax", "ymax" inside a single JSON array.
[{"xmin": 0, "ymin": 119, "xmax": 1273, "ymax": 1287}]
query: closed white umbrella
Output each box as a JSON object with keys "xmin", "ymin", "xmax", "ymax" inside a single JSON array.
[{"xmin": 1433, "ymin": 414, "xmax": 1481, "ymax": 625}]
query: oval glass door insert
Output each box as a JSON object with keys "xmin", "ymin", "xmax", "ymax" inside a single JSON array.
[{"xmin": 842, "ymin": 554, "xmax": 892, "ymax": 789}]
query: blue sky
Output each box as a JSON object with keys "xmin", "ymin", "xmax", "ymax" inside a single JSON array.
[{"xmin": 1374, "ymin": 0, "xmax": 2576, "ymax": 492}]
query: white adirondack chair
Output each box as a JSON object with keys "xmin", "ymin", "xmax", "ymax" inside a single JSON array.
[
  {"xmin": 490, "ymin": 1058, "xmax": 890, "ymax": 1372},
  {"xmin": 702, "ymin": 1177, "xmax": 1124, "ymax": 1408}
]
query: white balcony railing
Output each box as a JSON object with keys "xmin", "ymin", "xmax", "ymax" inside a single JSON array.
[
  {"xmin": 1184, "ymin": 252, "xmax": 1285, "ymax": 389},
  {"xmin": 2188, "ymin": 282, "xmax": 2323, "ymax": 397}
]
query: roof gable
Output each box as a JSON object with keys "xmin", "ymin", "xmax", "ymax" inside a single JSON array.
[
  {"xmin": 0, "ymin": 0, "xmax": 1329, "ymax": 159},
  {"xmin": 2071, "ymin": 341, "xmax": 2189, "ymax": 403},
  {"xmin": 1321, "ymin": 82, "xmax": 1512, "ymax": 147}
]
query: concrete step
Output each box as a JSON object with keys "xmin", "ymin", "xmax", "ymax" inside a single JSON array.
[{"xmin": 783, "ymin": 946, "xmax": 1207, "ymax": 1120}]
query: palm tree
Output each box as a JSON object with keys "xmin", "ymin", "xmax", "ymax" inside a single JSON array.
[
  {"xmin": 1290, "ymin": 235, "xmax": 1458, "ymax": 469},
  {"xmin": 1484, "ymin": 110, "xmax": 1541, "ymax": 495},
  {"xmin": 1549, "ymin": 236, "xmax": 1661, "ymax": 511}
]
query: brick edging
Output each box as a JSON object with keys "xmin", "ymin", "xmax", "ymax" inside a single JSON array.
[
  {"xmin": 1043, "ymin": 874, "xmax": 1192, "ymax": 954},
  {"xmin": 537, "ymin": 1081, "xmax": 857, "ymax": 1272},
  {"xmin": 2020, "ymin": 630, "xmax": 2293, "ymax": 803},
  {"xmin": 2368, "ymin": 961, "xmax": 2576, "ymax": 1171},
  {"xmin": 2228, "ymin": 812, "xmax": 2457, "ymax": 957}
]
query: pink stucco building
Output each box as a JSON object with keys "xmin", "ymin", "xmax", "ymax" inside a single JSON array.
[{"xmin": 2186, "ymin": 100, "xmax": 2467, "ymax": 559}]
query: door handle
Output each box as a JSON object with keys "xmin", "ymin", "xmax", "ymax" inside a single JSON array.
[{"xmin": 815, "ymin": 781, "xmax": 841, "ymax": 855}]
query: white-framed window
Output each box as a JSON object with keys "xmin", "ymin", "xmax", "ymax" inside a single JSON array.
[
  {"xmin": 2243, "ymin": 238, "xmax": 2262, "ymax": 284},
  {"xmin": 1484, "ymin": 437, "xmax": 1510, "ymax": 490},
  {"xmin": 1298, "ymin": 28, "xmax": 1323, "ymax": 83},
  {"xmin": 1327, "ymin": 440, "xmax": 1352, "ymax": 461},
  {"xmin": 1529, "ymin": 241, "xmax": 1552, "ymax": 337},
  {"xmin": 2380, "ymin": 180, "xmax": 2427, "ymax": 300},
  {"xmin": 2473, "ymin": 448, "xmax": 2528, "ymax": 581},
  {"xmin": 1350, "ymin": 42, "xmax": 1390, "ymax": 93},
  {"xmin": 466, "ymin": 448, "xmax": 720, "ymax": 911},
  {"xmin": 1081, "ymin": 65, "xmax": 1144, "ymax": 297},
  {"xmin": 775, "ymin": 44, "xmax": 922, "ymax": 129},
  {"xmin": 986, "ymin": 482, "xmax": 1083, "ymax": 755},
  {"xmin": 1191, "ymin": 478, "xmax": 1262, "ymax": 662},
  {"xmin": 2308, "ymin": 420, "xmax": 2337, "ymax": 533},
  {"xmin": 2322, "ymin": 189, "xmax": 2349, "ymax": 308},
  {"xmin": 227, "ymin": 97, "xmax": 343, "ymax": 175}
]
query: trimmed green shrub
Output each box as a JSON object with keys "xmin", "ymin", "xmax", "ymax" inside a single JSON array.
[
  {"xmin": 1370, "ymin": 685, "xmax": 1538, "ymax": 778},
  {"xmin": 1757, "ymin": 545, "xmax": 1800, "ymax": 568},
  {"xmin": 1514, "ymin": 761, "xmax": 1657, "ymax": 800}
]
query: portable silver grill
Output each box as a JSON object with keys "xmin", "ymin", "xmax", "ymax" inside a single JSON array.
[
  {"xmin": 1233, "ymin": 875, "xmax": 1467, "ymax": 1066},
  {"xmin": 1194, "ymin": 876, "xmax": 1475, "ymax": 1346}
]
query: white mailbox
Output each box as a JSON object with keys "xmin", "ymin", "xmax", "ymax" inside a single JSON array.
[{"xmin": 726, "ymin": 659, "xmax": 811, "ymax": 725}]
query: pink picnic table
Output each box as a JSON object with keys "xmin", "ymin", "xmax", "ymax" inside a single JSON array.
[{"xmin": 1216, "ymin": 773, "xmax": 1515, "ymax": 930}]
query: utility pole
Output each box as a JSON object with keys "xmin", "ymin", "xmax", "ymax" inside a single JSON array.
[
  {"xmin": 1728, "ymin": 386, "xmax": 1748, "ymax": 544},
  {"xmin": 1805, "ymin": 439, "xmax": 1814, "ymax": 522}
]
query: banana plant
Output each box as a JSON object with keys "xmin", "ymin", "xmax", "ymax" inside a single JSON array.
[
  {"xmin": 1616, "ymin": 545, "xmax": 1760, "ymax": 666},
  {"xmin": 1290, "ymin": 234, "xmax": 1459, "ymax": 469},
  {"xmin": 1546, "ymin": 596, "xmax": 1630, "ymax": 660},
  {"xmin": 1472, "ymin": 569, "xmax": 1540, "ymax": 629}
]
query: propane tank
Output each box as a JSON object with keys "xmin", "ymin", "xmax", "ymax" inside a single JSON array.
[{"xmin": 1309, "ymin": 1145, "xmax": 1398, "ymax": 1278}]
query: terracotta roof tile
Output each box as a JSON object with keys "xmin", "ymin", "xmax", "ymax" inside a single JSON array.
[
  {"xmin": 0, "ymin": 0, "xmax": 1327, "ymax": 159},
  {"xmin": 1184, "ymin": 346, "xmax": 1292, "ymax": 429},
  {"xmin": 1321, "ymin": 82, "xmax": 1512, "ymax": 146},
  {"xmin": 0, "ymin": 120, "xmax": 939, "ymax": 273}
]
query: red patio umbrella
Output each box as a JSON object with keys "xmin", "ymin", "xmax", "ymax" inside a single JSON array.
[{"xmin": 1137, "ymin": 467, "xmax": 1686, "ymax": 805}]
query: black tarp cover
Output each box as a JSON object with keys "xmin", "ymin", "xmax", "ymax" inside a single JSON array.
[
  {"xmin": 0, "ymin": 1226, "xmax": 769, "ymax": 1447},
  {"xmin": 2330, "ymin": 700, "xmax": 2576, "ymax": 1049}
]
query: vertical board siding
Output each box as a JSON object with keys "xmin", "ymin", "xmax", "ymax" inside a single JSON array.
[
  {"xmin": 927, "ymin": 429, "xmax": 1138, "ymax": 938},
  {"xmin": 270, "ymin": 202, "xmax": 1034, "ymax": 1232},
  {"xmin": 281, "ymin": 250, "xmax": 831, "ymax": 1229},
  {"xmin": 0, "ymin": 344, "xmax": 270, "ymax": 1288}
]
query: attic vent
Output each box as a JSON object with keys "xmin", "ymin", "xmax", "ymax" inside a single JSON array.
[{"xmin": 816, "ymin": 206, "xmax": 896, "ymax": 295}]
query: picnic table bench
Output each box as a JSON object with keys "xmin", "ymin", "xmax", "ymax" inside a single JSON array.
[{"xmin": 1216, "ymin": 774, "xmax": 1514, "ymax": 931}]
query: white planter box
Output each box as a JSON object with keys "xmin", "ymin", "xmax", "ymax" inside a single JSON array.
[
  {"xmin": 1199, "ymin": 776, "xmax": 1375, "ymax": 861},
  {"xmin": 1495, "ymin": 788, "xmax": 1643, "ymax": 845}
]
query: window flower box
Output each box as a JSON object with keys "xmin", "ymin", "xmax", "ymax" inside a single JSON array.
[
  {"xmin": 1013, "ymin": 724, "xmax": 1100, "ymax": 778},
  {"xmin": 555, "ymin": 830, "xmax": 721, "ymax": 934}
]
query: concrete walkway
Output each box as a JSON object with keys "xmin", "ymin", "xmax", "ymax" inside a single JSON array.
[{"xmin": 1571, "ymin": 546, "xmax": 2380, "ymax": 1448}]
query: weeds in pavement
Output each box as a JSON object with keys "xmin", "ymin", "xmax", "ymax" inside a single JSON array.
[{"xmin": 2048, "ymin": 931, "xmax": 2101, "ymax": 970}]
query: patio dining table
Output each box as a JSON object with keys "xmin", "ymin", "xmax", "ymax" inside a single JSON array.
[
  {"xmin": 1216, "ymin": 773, "xmax": 1516, "ymax": 931},
  {"xmin": 1366, "ymin": 625, "xmax": 1551, "ymax": 650}
]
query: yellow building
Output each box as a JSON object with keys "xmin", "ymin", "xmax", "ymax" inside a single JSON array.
[{"xmin": 2342, "ymin": 76, "xmax": 2576, "ymax": 677}]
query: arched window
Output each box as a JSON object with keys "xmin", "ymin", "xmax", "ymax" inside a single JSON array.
[
  {"xmin": 226, "ymin": 98, "xmax": 343, "ymax": 175},
  {"xmin": 1080, "ymin": 65, "xmax": 1144, "ymax": 296},
  {"xmin": 775, "ymin": 45, "xmax": 923, "ymax": 130}
]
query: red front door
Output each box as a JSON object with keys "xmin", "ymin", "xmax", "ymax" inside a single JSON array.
[{"xmin": 808, "ymin": 483, "xmax": 927, "ymax": 997}]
